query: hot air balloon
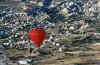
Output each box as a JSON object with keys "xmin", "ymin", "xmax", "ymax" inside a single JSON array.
[{"xmin": 29, "ymin": 28, "xmax": 46, "ymax": 47}]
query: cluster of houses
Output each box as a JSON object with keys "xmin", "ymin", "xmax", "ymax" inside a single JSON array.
[{"xmin": 0, "ymin": 0, "xmax": 100, "ymax": 65}]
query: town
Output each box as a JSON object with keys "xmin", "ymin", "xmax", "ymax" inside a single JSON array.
[{"xmin": 0, "ymin": 0, "xmax": 100, "ymax": 65}]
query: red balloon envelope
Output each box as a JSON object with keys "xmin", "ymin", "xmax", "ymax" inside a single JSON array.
[{"xmin": 29, "ymin": 28, "xmax": 46, "ymax": 47}]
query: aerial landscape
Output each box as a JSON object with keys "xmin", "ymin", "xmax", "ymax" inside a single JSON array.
[{"xmin": 0, "ymin": 0, "xmax": 100, "ymax": 65}]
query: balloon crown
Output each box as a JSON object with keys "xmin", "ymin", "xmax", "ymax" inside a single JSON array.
[{"xmin": 29, "ymin": 27, "xmax": 44, "ymax": 32}]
